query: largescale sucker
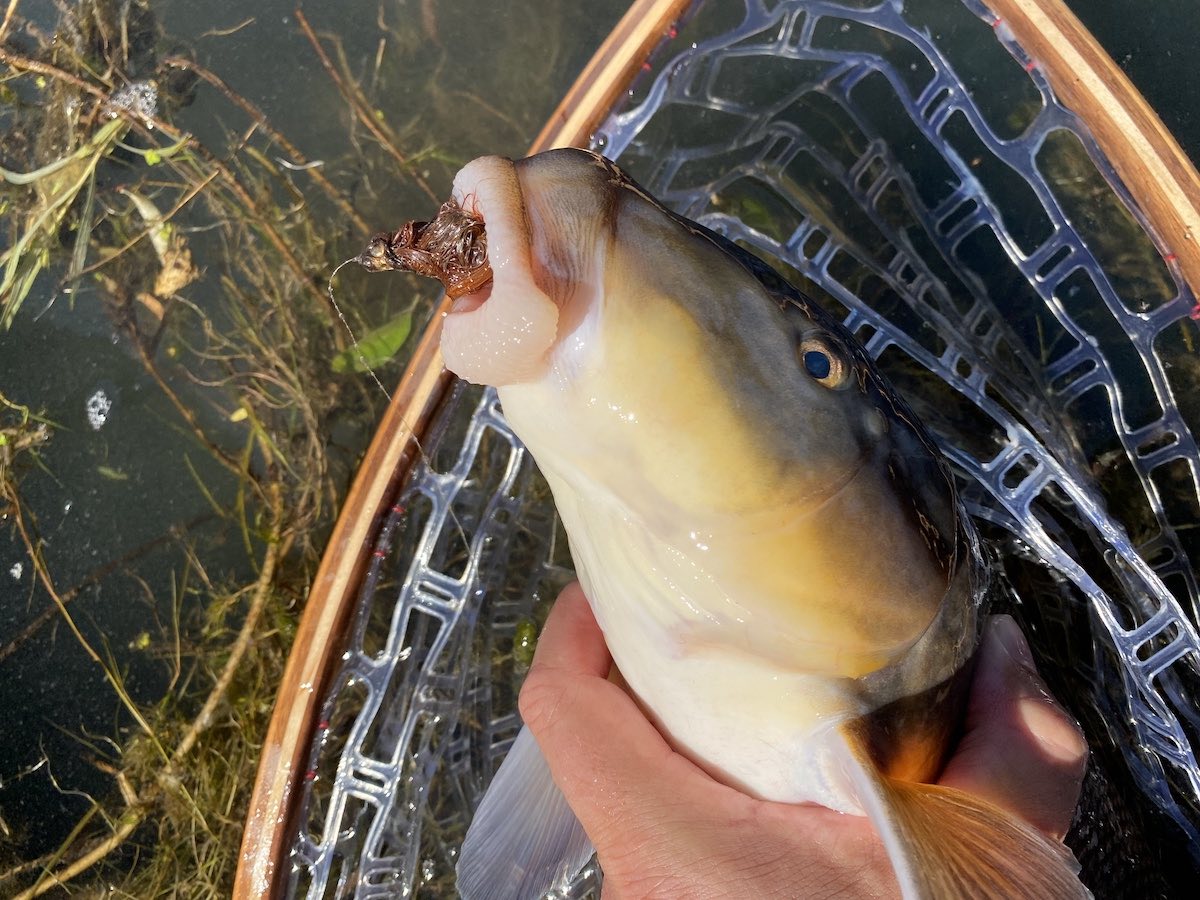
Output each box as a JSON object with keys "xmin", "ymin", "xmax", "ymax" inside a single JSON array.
[{"xmin": 368, "ymin": 148, "xmax": 1090, "ymax": 900}]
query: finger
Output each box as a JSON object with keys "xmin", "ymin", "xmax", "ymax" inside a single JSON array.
[
  {"xmin": 940, "ymin": 615, "xmax": 1088, "ymax": 839},
  {"xmin": 518, "ymin": 583, "xmax": 695, "ymax": 848},
  {"xmin": 526, "ymin": 581, "xmax": 612, "ymax": 678}
]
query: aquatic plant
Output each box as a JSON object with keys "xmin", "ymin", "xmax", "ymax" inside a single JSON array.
[
  {"xmin": 0, "ymin": 0, "xmax": 429, "ymax": 893},
  {"xmin": 0, "ymin": 0, "xmax": 628, "ymax": 893}
]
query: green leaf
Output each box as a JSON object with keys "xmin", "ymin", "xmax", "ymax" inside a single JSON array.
[
  {"xmin": 144, "ymin": 148, "xmax": 162, "ymax": 166},
  {"xmin": 331, "ymin": 308, "xmax": 413, "ymax": 373},
  {"xmin": 513, "ymin": 618, "xmax": 539, "ymax": 669}
]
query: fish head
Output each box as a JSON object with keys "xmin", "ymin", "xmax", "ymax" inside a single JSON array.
[{"xmin": 443, "ymin": 148, "xmax": 964, "ymax": 679}]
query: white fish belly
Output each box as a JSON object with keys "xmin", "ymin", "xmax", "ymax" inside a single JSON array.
[{"xmin": 540, "ymin": 462, "xmax": 865, "ymax": 814}]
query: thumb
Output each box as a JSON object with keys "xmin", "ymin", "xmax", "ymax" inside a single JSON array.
[
  {"xmin": 518, "ymin": 583, "xmax": 696, "ymax": 849},
  {"xmin": 939, "ymin": 614, "xmax": 1088, "ymax": 839}
]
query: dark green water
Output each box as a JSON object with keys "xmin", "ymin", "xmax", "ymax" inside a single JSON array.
[{"xmin": 1065, "ymin": 0, "xmax": 1198, "ymax": 166}]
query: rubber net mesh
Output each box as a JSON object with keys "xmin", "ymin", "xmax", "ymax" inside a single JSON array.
[{"xmin": 286, "ymin": 1, "xmax": 1200, "ymax": 895}]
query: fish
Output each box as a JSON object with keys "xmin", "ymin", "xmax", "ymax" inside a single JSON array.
[{"xmin": 423, "ymin": 148, "xmax": 1087, "ymax": 899}]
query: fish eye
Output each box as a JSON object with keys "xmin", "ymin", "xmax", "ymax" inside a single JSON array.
[{"xmin": 799, "ymin": 338, "xmax": 849, "ymax": 388}]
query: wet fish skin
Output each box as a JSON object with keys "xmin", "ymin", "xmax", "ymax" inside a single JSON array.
[{"xmin": 445, "ymin": 148, "xmax": 1088, "ymax": 899}]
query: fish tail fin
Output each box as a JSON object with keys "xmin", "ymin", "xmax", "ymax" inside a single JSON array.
[
  {"xmin": 839, "ymin": 729, "xmax": 1091, "ymax": 900},
  {"xmin": 456, "ymin": 725, "xmax": 595, "ymax": 900}
]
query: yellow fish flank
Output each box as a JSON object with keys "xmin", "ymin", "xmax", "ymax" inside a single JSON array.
[{"xmin": 437, "ymin": 148, "xmax": 1088, "ymax": 900}]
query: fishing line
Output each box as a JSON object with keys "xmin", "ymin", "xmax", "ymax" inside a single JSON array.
[
  {"xmin": 327, "ymin": 256, "xmax": 474, "ymax": 556},
  {"xmin": 327, "ymin": 257, "xmax": 392, "ymax": 402}
]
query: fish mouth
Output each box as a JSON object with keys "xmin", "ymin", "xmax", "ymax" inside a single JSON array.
[
  {"xmin": 448, "ymin": 281, "xmax": 491, "ymax": 315},
  {"xmin": 440, "ymin": 156, "xmax": 560, "ymax": 386}
]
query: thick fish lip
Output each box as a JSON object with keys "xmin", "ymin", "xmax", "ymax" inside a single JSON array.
[
  {"xmin": 440, "ymin": 156, "xmax": 559, "ymax": 386},
  {"xmin": 448, "ymin": 281, "xmax": 491, "ymax": 315}
]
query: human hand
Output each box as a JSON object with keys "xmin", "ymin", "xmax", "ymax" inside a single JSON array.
[{"xmin": 518, "ymin": 582, "xmax": 1088, "ymax": 899}]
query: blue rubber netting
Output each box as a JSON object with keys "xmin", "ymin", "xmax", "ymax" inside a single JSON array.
[{"xmin": 285, "ymin": 1, "xmax": 1200, "ymax": 896}]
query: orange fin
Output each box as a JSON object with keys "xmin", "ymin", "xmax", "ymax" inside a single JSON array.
[{"xmin": 839, "ymin": 728, "xmax": 1091, "ymax": 899}]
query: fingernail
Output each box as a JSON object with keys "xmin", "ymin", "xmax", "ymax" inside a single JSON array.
[
  {"xmin": 985, "ymin": 618, "xmax": 1089, "ymax": 764},
  {"xmin": 986, "ymin": 614, "xmax": 1035, "ymax": 670},
  {"xmin": 1018, "ymin": 695, "xmax": 1089, "ymax": 764}
]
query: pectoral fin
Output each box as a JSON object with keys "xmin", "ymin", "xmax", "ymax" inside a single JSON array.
[
  {"xmin": 456, "ymin": 725, "xmax": 595, "ymax": 900},
  {"xmin": 838, "ymin": 725, "xmax": 1091, "ymax": 900}
]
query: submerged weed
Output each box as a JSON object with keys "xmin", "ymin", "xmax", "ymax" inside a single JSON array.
[{"xmin": 0, "ymin": 0, "xmax": 432, "ymax": 894}]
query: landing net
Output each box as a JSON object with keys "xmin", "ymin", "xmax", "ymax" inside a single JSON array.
[{"xmin": 287, "ymin": 1, "xmax": 1200, "ymax": 895}]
